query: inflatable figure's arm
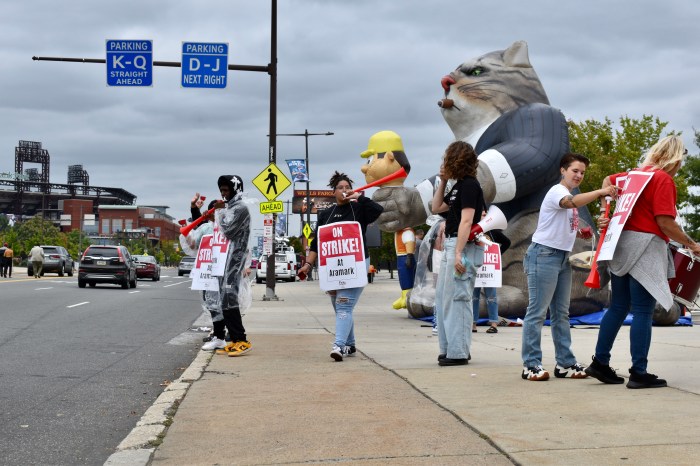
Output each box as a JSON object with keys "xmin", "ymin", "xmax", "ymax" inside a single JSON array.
[
  {"xmin": 372, "ymin": 188, "xmax": 427, "ymax": 232},
  {"xmin": 402, "ymin": 228, "xmax": 416, "ymax": 268},
  {"xmin": 475, "ymin": 103, "xmax": 568, "ymax": 205}
]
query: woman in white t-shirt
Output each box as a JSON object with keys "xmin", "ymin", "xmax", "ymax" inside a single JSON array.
[{"xmin": 521, "ymin": 153, "xmax": 618, "ymax": 382}]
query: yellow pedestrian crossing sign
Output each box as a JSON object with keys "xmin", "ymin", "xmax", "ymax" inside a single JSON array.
[{"xmin": 252, "ymin": 163, "xmax": 291, "ymax": 201}]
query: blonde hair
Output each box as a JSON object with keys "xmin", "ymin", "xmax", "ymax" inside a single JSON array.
[{"xmin": 642, "ymin": 135, "xmax": 686, "ymax": 172}]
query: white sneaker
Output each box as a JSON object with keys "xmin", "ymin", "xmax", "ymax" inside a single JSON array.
[
  {"xmin": 202, "ymin": 337, "xmax": 226, "ymax": 351},
  {"xmin": 330, "ymin": 345, "xmax": 344, "ymax": 361}
]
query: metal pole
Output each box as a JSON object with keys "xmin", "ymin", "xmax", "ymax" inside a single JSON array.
[
  {"xmin": 264, "ymin": 0, "xmax": 278, "ymax": 300},
  {"xmin": 275, "ymin": 130, "xmax": 333, "ymax": 281},
  {"xmin": 304, "ymin": 130, "xmax": 312, "ymax": 280},
  {"xmin": 285, "ymin": 199, "xmax": 290, "ymax": 236},
  {"xmin": 79, "ymin": 204, "xmax": 83, "ymax": 258}
]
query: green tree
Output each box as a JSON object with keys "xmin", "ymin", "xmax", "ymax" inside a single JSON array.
[
  {"xmin": 368, "ymin": 231, "xmax": 397, "ymax": 276},
  {"xmin": 568, "ymin": 115, "xmax": 689, "ymax": 215},
  {"xmin": 287, "ymin": 236, "xmax": 302, "ymax": 255},
  {"xmin": 13, "ymin": 217, "xmax": 64, "ymax": 258},
  {"xmin": 679, "ymin": 129, "xmax": 700, "ymax": 238},
  {"xmin": 0, "ymin": 215, "xmax": 10, "ymax": 233},
  {"xmin": 65, "ymin": 229, "xmax": 91, "ymax": 259}
]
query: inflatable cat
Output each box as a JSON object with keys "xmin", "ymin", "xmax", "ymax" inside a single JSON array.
[{"xmin": 435, "ymin": 40, "xmax": 607, "ymax": 317}]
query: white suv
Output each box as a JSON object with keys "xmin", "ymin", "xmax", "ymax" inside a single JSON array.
[{"xmin": 256, "ymin": 253, "xmax": 297, "ymax": 283}]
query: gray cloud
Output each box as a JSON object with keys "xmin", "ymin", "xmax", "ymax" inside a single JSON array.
[{"xmin": 2, "ymin": 0, "xmax": 698, "ymax": 238}]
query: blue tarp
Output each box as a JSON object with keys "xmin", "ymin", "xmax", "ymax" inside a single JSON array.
[
  {"xmin": 416, "ymin": 310, "xmax": 693, "ymax": 326},
  {"xmin": 567, "ymin": 309, "xmax": 692, "ymax": 327}
]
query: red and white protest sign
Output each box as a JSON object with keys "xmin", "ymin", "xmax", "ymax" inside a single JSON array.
[
  {"xmin": 597, "ymin": 170, "xmax": 654, "ymax": 261},
  {"xmin": 317, "ymin": 221, "xmax": 367, "ymax": 291},
  {"xmin": 210, "ymin": 224, "xmax": 230, "ymax": 277},
  {"xmin": 475, "ymin": 243, "xmax": 502, "ymax": 288},
  {"xmin": 191, "ymin": 234, "xmax": 219, "ymax": 290}
]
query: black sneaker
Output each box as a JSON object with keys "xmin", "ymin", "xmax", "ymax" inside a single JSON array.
[
  {"xmin": 343, "ymin": 345, "xmax": 356, "ymax": 357},
  {"xmin": 438, "ymin": 357, "xmax": 468, "ymax": 366},
  {"xmin": 521, "ymin": 365, "xmax": 549, "ymax": 381},
  {"xmin": 585, "ymin": 357, "xmax": 624, "ymax": 384},
  {"xmin": 627, "ymin": 370, "xmax": 667, "ymax": 389},
  {"xmin": 438, "ymin": 353, "xmax": 470, "ymax": 362},
  {"xmin": 554, "ymin": 362, "xmax": 588, "ymax": 379}
]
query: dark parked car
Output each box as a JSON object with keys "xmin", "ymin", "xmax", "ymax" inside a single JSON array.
[
  {"xmin": 178, "ymin": 256, "xmax": 195, "ymax": 276},
  {"xmin": 78, "ymin": 245, "xmax": 137, "ymax": 289},
  {"xmin": 27, "ymin": 245, "xmax": 74, "ymax": 277},
  {"xmin": 133, "ymin": 255, "xmax": 161, "ymax": 281}
]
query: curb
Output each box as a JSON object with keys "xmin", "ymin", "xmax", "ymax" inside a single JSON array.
[{"xmin": 103, "ymin": 349, "xmax": 213, "ymax": 465}]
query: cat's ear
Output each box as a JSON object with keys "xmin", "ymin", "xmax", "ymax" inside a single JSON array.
[{"xmin": 503, "ymin": 40, "xmax": 531, "ymax": 68}]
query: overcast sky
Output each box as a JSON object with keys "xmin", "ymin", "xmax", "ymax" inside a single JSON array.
[{"xmin": 2, "ymin": 0, "xmax": 699, "ymax": 238}]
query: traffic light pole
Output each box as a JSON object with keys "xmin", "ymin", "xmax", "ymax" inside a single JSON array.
[{"xmin": 276, "ymin": 130, "xmax": 334, "ymax": 281}]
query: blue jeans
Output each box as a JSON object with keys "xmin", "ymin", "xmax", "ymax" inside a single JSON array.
[
  {"xmin": 473, "ymin": 287, "xmax": 498, "ymax": 323},
  {"xmin": 328, "ymin": 259, "xmax": 369, "ymax": 348},
  {"xmin": 594, "ymin": 273, "xmax": 656, "ymax": 373},
  {"xmin": 436, "ymin": 238, "xmax": 481, "ymax": 359},
  {"xmin": 521, "ymin": 243, "xmax": 577, "ymax": 368}
]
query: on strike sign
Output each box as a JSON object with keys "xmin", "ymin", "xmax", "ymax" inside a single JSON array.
[
  {"xmin": 191, "ymin": 234, "xmax": 218, "ymax": 291},
  {"xmin": 475, "ymin": 243, "xmax": 502, "ymax": 288},
  {"xmin": 317, "ymin": 221, "xmax": 367, "ymax": 291},
  {"xmin": 210, "ymin": 224, "xmax": 230, "ymax": 277},
  {"xmin": 597, "ymin": 170, "xmax": 654, "ymax": 261}
]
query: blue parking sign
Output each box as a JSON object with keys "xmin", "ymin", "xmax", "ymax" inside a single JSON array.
[
  {"xmin": 106, "ymin": 40, "xmax": 153, "ymax": 87},
  {"xmin": 182, "ymin": 42, "xmax": 228, "ymax": 89}
]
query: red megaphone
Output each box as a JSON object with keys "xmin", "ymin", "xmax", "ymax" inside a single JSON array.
[
  {"xmin": 352, "ymin": 167, "xmax": 408, "ymax": 193},
  {"xmin": 468, "ymin": 205, "xmax": 508, "ymax": 241},
  {"xmin": 179, "ymin": 206, "xmax": 217, "ymax": 237}
]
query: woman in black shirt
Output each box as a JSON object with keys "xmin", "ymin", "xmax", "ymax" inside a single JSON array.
[
  {"xmin": 299, "ymin": 171, "xmax": 383, "ymax": 361},
  {"xmin": 431, "ymin": 141, "xmax": 484, "ymax": 366}
]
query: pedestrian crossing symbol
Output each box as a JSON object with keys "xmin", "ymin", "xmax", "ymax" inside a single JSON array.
[{"xmin": 252, "ymin": 163, "xmax": 291, "ymax": 201}]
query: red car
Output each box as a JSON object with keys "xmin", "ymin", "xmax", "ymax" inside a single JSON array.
[{"xmin": 133, "ymin": 255, "xmax": 161, "ymax": 281}]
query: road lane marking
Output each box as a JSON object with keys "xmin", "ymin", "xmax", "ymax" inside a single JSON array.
[
  {"xmin": 163, "ymin": 281, "xmax": 190, "ymax": 288},
  {"xmin": 129, "ymin": 290, "xmax": 141, "ymax": 294},
  {"xmin": 67, "ymin": 302, "xmax": 89, "ymax": 308},
  {"xmin": 36, "ymin": 287, "xmax": 54, "ymax": 290}
]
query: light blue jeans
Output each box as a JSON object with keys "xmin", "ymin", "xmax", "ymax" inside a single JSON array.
[
  {"xmin": 473, "ymin": 287, "xmax": 499, "ymax": 323},
  {"xmin": 521, "ymin": 242, "xmax": 577, "ymax": 368},
  {"xmin": 329, "ymin": 259, "xmax": 369, "ymax": 348},
  {"xmin": 436, "ymin": 238, "xmax": 481, "ymax": 359}
]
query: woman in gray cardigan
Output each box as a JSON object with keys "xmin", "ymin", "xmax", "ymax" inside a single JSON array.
[{"xmin": 586, "ymin": 136, "xmax": 700, "ymax": 389}]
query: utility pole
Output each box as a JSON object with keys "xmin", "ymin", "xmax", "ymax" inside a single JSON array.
[{"xmin": 276, "ymin": 130, "xmax": 334, "ymax": 281}]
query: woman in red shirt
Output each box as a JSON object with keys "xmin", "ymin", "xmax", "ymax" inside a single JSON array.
[{"xmin": 586, "ymin": 135, "xmax": 700, "ymax": 389}]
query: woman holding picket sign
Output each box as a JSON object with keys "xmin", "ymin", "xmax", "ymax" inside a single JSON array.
[
  {"xmin": 586, "ymin": 136, "xmax": 700, "ymax": 388},
  {"xmin": 298, "ymin": 171, "xmax": 383, "ymax": 362}
]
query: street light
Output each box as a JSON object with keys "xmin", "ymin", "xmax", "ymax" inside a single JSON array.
[{"xmin": 276, "ymin": 130, "xmax": 334, "ymax": 281}]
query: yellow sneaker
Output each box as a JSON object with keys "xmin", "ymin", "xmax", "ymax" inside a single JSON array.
[
  {"xmin": 226, "ymin": 340, "xmax": 252, "ymax": 357},
  {"xmin": 215, "ymin": 342, "xmax": 237, "ymax": 355}
]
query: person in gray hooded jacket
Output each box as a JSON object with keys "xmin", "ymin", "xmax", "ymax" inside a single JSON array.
[{"xmin": 213, "ymin": 175, "xmax": 253, "ymax": 357}]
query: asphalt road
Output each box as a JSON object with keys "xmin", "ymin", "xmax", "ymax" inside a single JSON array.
[{"xmin": 0, "ymin": 268, "xmax": 205, "ymax": 465}]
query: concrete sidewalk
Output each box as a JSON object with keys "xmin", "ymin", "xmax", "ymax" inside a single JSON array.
[{"xmin": 112, "ymin": 272, "xmax": 700, "ymax": 465}]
